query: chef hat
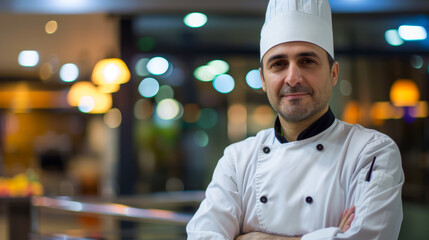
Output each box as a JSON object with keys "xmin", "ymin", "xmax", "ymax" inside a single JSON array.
[{"xmin": 260, "ymin": 0, "xmax": 334, "ymax": 60}]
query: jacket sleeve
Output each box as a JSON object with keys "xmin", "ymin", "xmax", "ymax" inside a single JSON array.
[
  {"xmin": 302, "ymin": 135, "xmax": 404, "ymax": 240},
  {"xmin": 186, "ymin": 146, "xmax": 242, "ymax": 240}
]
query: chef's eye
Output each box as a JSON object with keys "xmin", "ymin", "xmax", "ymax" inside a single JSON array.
[
  {"xmin": 270, "ymin": 60, "xmax": 287, "ymax": 69},
  {"xmin": 300, "ymin": 58, "xmax": 316, "ymax": 65}
]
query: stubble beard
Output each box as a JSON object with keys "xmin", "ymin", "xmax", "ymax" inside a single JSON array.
[
  {"xmin": 276, "ymin": 98, "xmax": 327, "ymax": 123},
  {"xmin": 270, "ymin": 84, "xmax": 331, "ymax": 123}
]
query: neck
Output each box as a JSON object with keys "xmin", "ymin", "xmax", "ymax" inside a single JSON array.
[{"xmin": 279, "ymin": 107, "xmax": 329, "ymax": 141}]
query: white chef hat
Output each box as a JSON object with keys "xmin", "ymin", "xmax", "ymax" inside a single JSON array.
[{"xmin": 260, "ymin": 0, "xmax": 334, "ymax": 61}]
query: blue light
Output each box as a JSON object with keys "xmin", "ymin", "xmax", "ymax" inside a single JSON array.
[
  {"xmin": 138, "ymin": 77, "xmax": 160, "ymax": 98},
  {"xmin": 18, "ymin": 50, "xmax": 39, "ymax": 67},
  {"xmin": 60, "ymin": 63, "xmax": 79, "ymax": 82},
  {"xmin": 398, "ymin": 25, "xmax": 427, "ymax": 41},
  {"xmin": 213, "ymin": 74, "xmax": 235, "ymax": 94},
  {"xmin": 385, "ymin": 29, "xmax": 404, "ymax": 46},
  {"xmin": 246, "ymin": 69, "xmax": 262, "ymax": 89}
]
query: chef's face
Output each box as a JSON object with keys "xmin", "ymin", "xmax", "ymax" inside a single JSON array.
[{"xmin": 260, "ymin": 41, "xmax": 339, "ymax": 123}]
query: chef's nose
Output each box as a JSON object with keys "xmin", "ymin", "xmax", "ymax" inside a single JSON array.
[{"xmin": 284, "ymin": 63, "xmax": 302, "ymax": 87}]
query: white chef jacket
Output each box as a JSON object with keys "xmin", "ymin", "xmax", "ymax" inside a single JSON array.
[{"xmin": 187, "ymin": 119, "xmax": 404, "ymax": 240}]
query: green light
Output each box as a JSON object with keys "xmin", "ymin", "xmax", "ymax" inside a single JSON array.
[
  {"xmin": 138, "ymin": 37, "xmax": 156, "ymax": 52},
  {"xmin": 155, "ymin": 85, "xmax": 174, "ymax": 103},
  {"xmin": 135, "ymin": 58, "xmax": 150, "ymax": 77},
  {"xmin": 208, "ymin": 60, "xmax": 229, "ymax": 75},
  {"xmin": 194, "ymin": 65, "xmax": 217, "ymax": 82},
  {"xmin": 193, "ymin": 130, "xmax": 209, "ymax": 147},
  {"xmin": 197, "ymin": 108, "xmax": 218, "ymax": 129}
]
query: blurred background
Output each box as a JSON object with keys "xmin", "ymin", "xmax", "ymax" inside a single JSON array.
[{"xmin": 0, "ymin": 0, "xmax": 429, "ymax": 239}]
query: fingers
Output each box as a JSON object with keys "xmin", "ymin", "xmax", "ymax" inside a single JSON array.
[
  {"xmin": 339, "ymin": 205, "xmax": 355, "ymax": 232},
  {"xmin": 343, "ymin": 212, "xmax": 355, "ymax": 232}
]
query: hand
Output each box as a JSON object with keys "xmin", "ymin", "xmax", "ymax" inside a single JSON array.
[
  {"xmin": 339, "ymin": 205, "xmax": 355, "ymax": 232},
  {"xmin": 235, "ymin": 232, "xmax": 300, "ymax": 240}
]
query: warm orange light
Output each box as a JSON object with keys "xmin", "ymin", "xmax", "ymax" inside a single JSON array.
[
  {"xmin": 370, "ymin": 101, "xmax": 403, "ymax": 120},
  {"xmin": 67, "ymin": 81, "xmax": 97, "ymax": 107},
  {"xmin": 390, "ymin": 79, "xmax": 420, "ymax": 106},
  {"xmin": 91, "ymin": 58, "xmax": 130, "ymax": 86},
  {"xmin": 89, "ymin": 91, "xmax": 112, "ymax": 114},
  {"xmin": 342, "ymin": 101, "xmax": 360, "ymax": 124},
  {"xmin": 97, "ymin": 84, "xmax": 120, "ymax": 93},
  {"xmin": 252, "ymin": 105, "xmax": 275, "ymax": 126}
]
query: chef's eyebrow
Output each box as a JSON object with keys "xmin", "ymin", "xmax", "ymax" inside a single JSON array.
[{"xmin": 265, "ymin": 51, "xmax": 321, "ymax": 65}]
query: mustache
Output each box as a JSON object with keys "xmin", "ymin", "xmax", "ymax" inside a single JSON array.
[{"xmin": 279, "ymin": 85, "xmax": 313, "ymax": 96}]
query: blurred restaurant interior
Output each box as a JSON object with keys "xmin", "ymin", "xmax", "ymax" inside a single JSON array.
[{"xmin": 1, "ymin": 0, "xmax": 429, "ymax": 239}]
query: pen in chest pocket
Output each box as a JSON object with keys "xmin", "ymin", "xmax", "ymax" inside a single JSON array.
[{"xmin": 365, "ymin": 156, "xmax": 376, "ymax": 182}]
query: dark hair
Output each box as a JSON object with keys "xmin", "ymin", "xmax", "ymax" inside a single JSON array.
[{"xmin": 327, "ymin": 51, "xmax": 335, "ymax": 70}]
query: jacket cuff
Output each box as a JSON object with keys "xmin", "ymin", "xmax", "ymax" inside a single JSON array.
[{"xmin": 301, "ymin": 227, "xmax": 341, "ymax": 240}]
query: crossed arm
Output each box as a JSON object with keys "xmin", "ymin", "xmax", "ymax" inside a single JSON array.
[{"xmin": 235, "ymin": 206, "xmax": 356, "ymax": 240}]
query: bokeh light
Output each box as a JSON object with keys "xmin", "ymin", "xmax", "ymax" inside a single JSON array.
[
  {"xmin": 390, "ymin": 79, "xmax": 420, "ymax": 106},
  {"xmin": 228, "ymin": 104, "xmax": 247, "ymax": 124},
  {"xmin": 194, "ymin": 65, "xmax": 217, "ymax": 82},
  {"xmin": 104, "ymin": 108, "xmax": 122, "ymax": 128},
  {"xmin": 18, "ymin": 50, "xmax": 39, "ymax": 67},
  {"xmin": 228, "ymin": 104, "xmax": 247, "ymax": 141},
  {"xmin": 134, "ymin": 99, "xmax": 154, "ymax": 120},
  {"xmin": 184, "ymin": 12, "xmax": 208, "ymax": 28},
  {"xmin": 183, "ymin": 104, "xmax": 201, "ymax": 123},
  {"xmin": 45, "ymin": 20, "xmax": 58, "ymax": 34},
  {"xmin": 97, "ymin": 84, "xmax": 120, "ymax": 93},
  {"xmin": 342, "ymin": 101, "xmax": 360, "ymax": 124},
  {"xmin": 78, "ymin": 96, "xmax": 95, "ymax": 113},
  {"xmin": 60, "ymin": 63, "xmax": 79, "ymax": 82},
  {"xmin": 213, "ymin": 74, "xmax": 235, "ymax": 94},
  {"xmin": 138, "ymin": 77, "xmax": 160, "ymax": 98},
  {"xmin": 39, "ymin": 62, "xmax": 54, "ymax": 81},
  {"xmin": 89, "ymin": 91, "xmax": 113, "ymax": 114},
  {"xmin": 208, "ymin": 60, "xmax": 229, "ymax": 75},
  {"xmin": 246, "ymin": 69, "xmax": 262, "ymax": 89},
  {"xmin": 135, "ymin": 58, "xmax": 150, "ymax": 77},
  {"xmin": 193, "ymin": 130, "xmax": 209, "ymax": 147},
  {"xmin": 385, "ymin": 29, "xmax": 404, "ymax": 46},
  {"xmin": 398, "ymin": 25, "xmax": 427, "ymax": 41},
  {"xmin": 410, "ymin": 55, "xmax": 424, "ymax": 69},
  {"xmin": 147, "ymin": 57, "xmax": 169, "ymax": 75},
  {"xmin": 103, "ymin": 63, "xmax": 121, "ymax": 83},
  {"xmin": 197, "ymin": 108, "xmax": 218, "ymax": 128},
  {"xmin": 156, "ymin": 98, "xmax": 181, "ymax": 120},
  {"xmin": 339, "ymin": 80, "xmax": 352, "ymax": 96},
  {"xmin": 92, "ymin": 58, "xmax": 130, "ymax": 85},
  {"xmin": 251, "ymin": 105, "xmax": 275, "ymax": 126},
  {"xmin": 67, "ymin": 81, "xmax": 97, "ymax": 106},
  {"xmin": 155, "ymin": 85, "xmax": 174, "ymax": 103}
]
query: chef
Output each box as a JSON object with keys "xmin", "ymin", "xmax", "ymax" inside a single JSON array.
[{"xmin": 186, "ymin": 0, "xmax": 404, "ymax": 239}]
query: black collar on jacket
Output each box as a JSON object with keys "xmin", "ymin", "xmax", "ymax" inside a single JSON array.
[{"xmin": 274, "ymin": 108, "xmax": 335, "ymax": 143}]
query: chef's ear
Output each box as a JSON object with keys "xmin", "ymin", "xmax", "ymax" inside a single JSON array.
[
  {"xmin": 331, "ymin": 61, "xmax": 339, "ymax": 86},
  {"xmin": 259, "ymin": 67, "xmax": 267, "ymax": 92}
]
